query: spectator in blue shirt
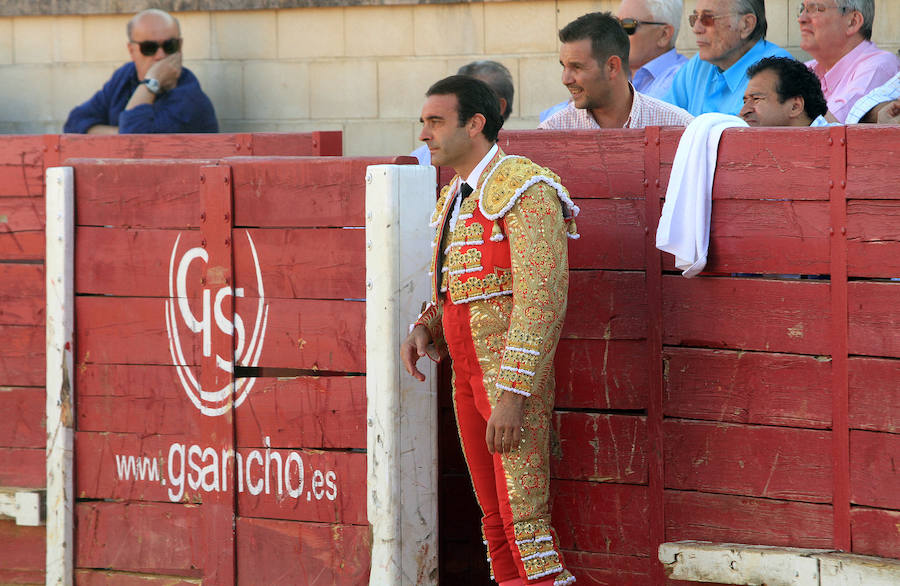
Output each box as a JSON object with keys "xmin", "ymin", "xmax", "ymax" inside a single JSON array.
[
  {"xmin": 665, "ymin": 0, "xmax": 793, "ymax": 116},
  {"xmin": 63, "ymin": 9, "xmax": 217, "ymax": 134}
]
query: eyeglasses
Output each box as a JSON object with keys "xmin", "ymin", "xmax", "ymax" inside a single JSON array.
[
  {"xmin": 130, "ymin": 37, "xmax": 182, "ymax": 57},
  {"xmin": 618, "ymin": 17, "xmax": 668, "ymax": 35},
  {"xmin": 797, "ymin": 2, "xmax": 850, "ymax": 17},
  {"xmin": 688, "ymin": 11, "xmax": 736, "ymax": 27}
]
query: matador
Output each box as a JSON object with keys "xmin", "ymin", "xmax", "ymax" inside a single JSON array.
[{"xmin": 401, "ymin": 75, "xmax": 578, "ymax": 586}]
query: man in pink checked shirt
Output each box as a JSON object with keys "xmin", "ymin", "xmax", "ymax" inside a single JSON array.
[
  {"xmin": 798, "ymin": 0, "xmax": 898, "ymax": 123},
  {"xmin": 539, "ymin": 11, "xmax": 693, "ymax": 130}
]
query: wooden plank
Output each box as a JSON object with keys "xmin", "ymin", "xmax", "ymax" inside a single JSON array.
[
  {"xmin": 663, "ymin": 347, "xmax": 832, "ymax": 428},
  {"xmin": 849, "ymin": 281, "xmax": 900, "ymax": 358},
  {"xmin": 850, "ymin": 507, "xmax": 900, "ymax": 560},
  {"xmin": 0, "ymin": 135, "xmax": 44, "ymax": 197},
  {"xmin": 554, "ymin": 339, "xmax": 648, "ymax": 410},
  {"xmin": 235, "ymin": 517, "xmax": 371, "ymax": 585},
  {"xmin": 665, "ymin": 490, "xmax": 833, "ymax": 548},
  {"xmin": 235, "ymin": 376, "xmax": 366, "ymax": 449},
  {"xmin": 563, "ymin": 270, "xmax": 647, "ymax": 340},
  {"xmin": 59, "ymin": 133, "xmax": 243, "ymax": 162},
  {"xmin": 236, "ymin": 449, "xmax": 366, "ymax": 524},
  {"xmin": 233, "ymin": 228, "xmax": 365, "ymax": 300},
  {"xmin": 0, "ymin": 519, "xmax": 44, "ymax": 576},
  {"xmin": 75, "ymin": 501, "xmax": 203, "ymax": 574},
  {"xmin": 230, "ymin": 157, "xmax": 399, "ymax": 228},
  {"xmin": 846, "ymin": 126, "xmax": 900, "ymax": 199},
  {"xmin": 0, "ymin": 447, "xmax": 44, "ymax": 488},
  {"xmin": 75, "ymin": 570, "xmax": 199, "ymax": 585},
  {"xmin": 562, "ymin": 550, "xmax": 653, "ymax": 585},
  {"xmin": 249, "ymin": 131, "xmax": 342, "ymax": 156},
  {"xmin": 847, "ymin": 200, "xmax": 900, "ymax": 278},
  {"xmin": 71, "ymin": 159, "xmax": 208, "ymax": 228},
  {"xmin": 76, "ymin": 297, "xmax": 199, "ymax": 366},
  {"xmin": 551, "ymin": 412, "xmax": 647, "ymax": 484},
  {"xmin": 677, "ymin": 200, "xmax": 830, "ymax": 275},
  {"xmin": 848, "ymin": 357, "xmax": 900, "ymax": 433},
  {"xmin": 664, "ymin": 419, "xmax": 832, "ymax": 503},
  {"xmin": 712, "ymin": 128, "xmax": 832, "ymax": 201},
  {"xmin": 662, "ymin": 276, "xmax": 831, "ymax": 355},
  {"xmin": 0, "ymin": 264, "xmax": 43, "ymax": 326},
  {"xmin": 850, "ymin": 430, "xmax": 900, "ymax": 510},
  {"xmin": 550, "ymin": 480, "xmax": 650, "ymax": 556},
  {"xmin": 0, "ymin": 231, "xmax": 43, "ymax": 262},
  {"xmin": 0, "ymin": 324, "xmax": 44, "ymax": 386},
  {"xmin": 0, "ymin": 387, "xmax": 44, "ymax": 448},
  {"xmin": 0, "ymin": 196, "xmax": 45, "ymax": 231},
  {"xmin": 568, "ymin": 198, "xmax": 646, "ymax": 270},
  {"xmin": 497, "ymin": 130, "xmax": 646, "ymax": 199},
  {"xmin": 74, "ymin": 227, "xmax": 201, "ymax": 296},
  {"xmin": 237, "ymin": 298, "xmax": 365, "ymax": 372}
]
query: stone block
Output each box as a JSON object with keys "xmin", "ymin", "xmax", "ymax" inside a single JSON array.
[
  {"xmin": 343, "ymin": 120, "xmax": 414, "ymax": 157},
  {"xmin": 0, "ymin": 65, "xmax": 52, "ymax": 122},
  {"xmin": 413, "ymin": 3, "xmax": 484, "ymax": 56},
  {"xmin": 0, "ymin": 19, "xmax": 11, "ymax": 65},
  {"xmin": 485, "ymin": 1, "xmax": 558, "ymax": 54},
  {"xmin": 277, "ymin": 7, "xmax": 344, "ymax": 59},
  {"xmin": 212, "ymin": 11, "xmax": 276, "ymax": 60},
  {"xmin": 242, "ymin": 61, "xmax": 309, "ymax": 120},
  {"xmin": 518, "ymin": 55, "xmax": 570, "ymax": 120},
  {"xmin": 51, "ymin": 63, "xmax": 117, "ymax": 122},
  {"xmin": 556, "ymin": 1, "xmax": 618, "ymax": 31},
  {"xmin": 82, "ymin": 14, "xmax": 130, "ymax": 63},
  {"xmin": 309, "ymin": 59, "xmax": 377, "ymax": 119},
  {"xmin": 14, "ymin": 16, "xmax": 83, "ymax": 64},
  {"xmin": 379, "ymin": 59, "xmax": 450, "ymax": 119},
  {"xmin": 185, "ymin": 59, "xmax": 244, "ymax": 122},
  {"xmin": 345, "ymin": 6, "xmax": 414, "ymax": 58},
  {"xmin": 177, "ymin": 12, "xmax": 211, "ymax": 61},
  {"xmin": 765, "ymin": 0, "xmax": 790, "ymax": 48}
]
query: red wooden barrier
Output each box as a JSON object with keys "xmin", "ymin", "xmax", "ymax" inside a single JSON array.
[{"xmin": 0, "ymin": 132, "xmax": 340, "ymax": 584}]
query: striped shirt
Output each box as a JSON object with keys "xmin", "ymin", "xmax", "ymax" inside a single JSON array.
[
  {"xmin": 845, "ymin": 72, "xmax": 900, "ymax": 124},
  {"xmin": 539, "ymin": 86, "xmax": 693, "ymax": 130}
]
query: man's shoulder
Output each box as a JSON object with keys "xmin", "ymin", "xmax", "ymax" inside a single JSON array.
[
  {"xmin": 635, "ymin": 91, "xmax": 694, "ymax": 123},
  {"xmin": 480, "ymin": 155, "xmax": 566, "ymax": 218},
  {"xmin": 538, "ymin": 102, "xmax": 591, "ymax": 130}
]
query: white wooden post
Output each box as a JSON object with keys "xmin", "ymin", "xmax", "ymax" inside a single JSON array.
[
  {"xmin": 366, "ymin": 164, "xmax": 438, "ymax": 585},
  {"xmin": 45, "ymin": 167, "xmax": 75, "ymax": 586}
]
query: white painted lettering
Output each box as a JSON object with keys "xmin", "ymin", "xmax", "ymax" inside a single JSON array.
[
  {"xmin": 325, "ymin": 471, "xmax": 337, "ymax": 501},
  {"xmin": 312, "ymin": 469, "xmax": 325, "ymax": 500},
  {"xmin": 200, "ymin": 447, "xmax": 219, "ymax": 492},
  {"xmin": 285, "ymin": 452, "xmax": 304, "ymax": 498},
  {"xmin": 168, "ymin": 443, "xmax": 186, "ymax": 502},
  {"xmin": 188, "ymin": 444, "xmax": 203, "ymax": 490},
  {"xmin": 246, "ymin": 451, "xmax": 264, "ymax": 495}
]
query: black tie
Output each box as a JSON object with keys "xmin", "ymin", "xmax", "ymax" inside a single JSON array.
[{"xmin": 460, "ymin": 182, "xmax": 473, "ymax": 198}]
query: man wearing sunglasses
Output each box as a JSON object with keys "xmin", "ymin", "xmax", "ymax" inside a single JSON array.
[
  {"xmin": 63, "ymin": 9, "xmax": 217, "ymax": 134},
  {"xmin": 616, "ymin": 0, "xmax": 688, "ymax": 99},
  {"xmin": 799, "ymin": 0, "xmax": 898, "ymax": 123},
  {"xmin": 665, "ymin": 0, "xmax": 793, "ymax": 116}
]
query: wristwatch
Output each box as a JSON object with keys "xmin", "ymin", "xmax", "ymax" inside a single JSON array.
[{"xmin": 140, "ymin": 77, "xmax": 161, "ymax": 95}]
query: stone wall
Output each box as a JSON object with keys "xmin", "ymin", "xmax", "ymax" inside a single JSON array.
[{"xmin": 1, "ymin": 0, "xmax": 897, "ymax": 155}]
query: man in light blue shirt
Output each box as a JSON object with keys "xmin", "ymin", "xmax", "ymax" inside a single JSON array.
[
  {"xmin": 617, "ymin": 0, "xmax": 688, "ymax": 99},
  {"xmin": 666, "ymin": 0, "xmax": 793, "ymax": 116}
]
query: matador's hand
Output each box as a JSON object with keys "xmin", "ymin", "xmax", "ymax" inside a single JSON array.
[
  {"xmin": 486, "ymin": 392, "xmax": 526, "ymax": 454},
  {"xmin": 400, "ymin": 324, "xmax": 432, "ymax": 382}
]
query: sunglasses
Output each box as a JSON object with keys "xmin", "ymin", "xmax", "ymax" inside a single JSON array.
[
  {"xmin": 618, "ymin": 17, "xmax": 668, "ymax": 35},
  {"xmin": 130, "ymin": 37, "xmax": 182, "ymax": 57},
  {"xmin": 797, "ymin": 2, "xmax": 850, "ymax": 17},
  {"xmin": 688, "ymin": 11, "xmax": 736, "ymax": 27}
]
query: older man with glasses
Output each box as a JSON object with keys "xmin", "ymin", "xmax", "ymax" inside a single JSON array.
[
  {"xmin": 665, "ymin": 0, "xmax": 793, "ymax": 116},
  {"xmin": 616, "ymin": 0, "xmax": 688, "ymax": 99},
  {"xmin": 799, "ymin": 0, "xmax": 898, "ymax": 123},
  {"xmin": 64, "ymin": 8, "xmax": 217, "ymax": 134}
]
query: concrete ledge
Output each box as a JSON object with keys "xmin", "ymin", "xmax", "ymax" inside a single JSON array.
[
  {"xmin": 659, "ymin": 541, "xmax": 900, "ymax": 586},
  {"xmin": 0, "ymin": 489, "xmax": 43, "ymax": 526},
  {"xmin": 0, "ymin": 0, "xmax": 497, "ymax": 18}
]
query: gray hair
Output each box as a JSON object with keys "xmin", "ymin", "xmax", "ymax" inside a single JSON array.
[
  {"xmin": 457, "ymin": 60, "xmax": 515, "ymax": 120},
  {"xmin": 835, "ymin": 0, "xmax": 874, "ymax": 40},
  {"xmin": 732, "ymin": 0, "xmax": 767, "ymax": 42},
  {"xmin": 127, "ymin": 9, "xmax": 181, "ymax": 40},
  {"xmin": 643, "ymin": 0, "xmax": 684, "ymax": 42}
]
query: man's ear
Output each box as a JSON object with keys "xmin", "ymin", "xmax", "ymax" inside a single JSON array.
[
  {"xmin": 607, "ymin": 54, "xmax": 623, "ymax": 78},
  {"xmin": 739, "ymin": 13, "xmax": 757, "ymax": 40},
  {"xmin": 846, "ymin": 10, "xmax": 864, "ymax": 38},
  {"xmin": 788, "ymin": 96, "xmax": 806, "ymax": 119},
  {"xmin": 658, "ymin": 23, "xmax": 675, "ymax": 49},
  {"xmin": 467, "ymin": 112, "xmax": 487, "ymax": 137}
]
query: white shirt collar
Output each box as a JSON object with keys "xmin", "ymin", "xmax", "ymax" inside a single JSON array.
[{"xmin": 464, "ymin": 143, "xmax": 499, "ymax": 189}]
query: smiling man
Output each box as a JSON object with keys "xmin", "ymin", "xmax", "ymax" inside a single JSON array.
[
  {"xmin": 798, "ymin": 0, "xmax": 898, "ymax": 123},
  {"xmin": 63, "ymin": 9, "xmax": 217, "ymax": 134},
  {"xmin": 403, "ymin": 75, "xmax": 578, "ymax": 586},
  {"xmin": 665, "ymin": 0, "xmax": 793, "ymax": 116},
  {"xmin": 539, "ymin": 11, "xmax": 693, "ymax": 130}
]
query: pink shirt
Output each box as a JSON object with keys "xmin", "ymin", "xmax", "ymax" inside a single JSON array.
[{"xmin": 807, "ymin": 40, "xmax": 900, "ymax": 123}]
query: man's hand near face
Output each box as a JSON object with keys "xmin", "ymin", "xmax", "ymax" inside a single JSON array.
[{"xmin": 125, "ymin": 52, "xmax": 182, "ymax": 111}]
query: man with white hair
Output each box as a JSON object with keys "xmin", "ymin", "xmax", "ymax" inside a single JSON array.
[
  {"xmin": 616, "ymin": 0, "xmax": 688, "ymax": 99},
  {"xmin": 798, "ymin": 0, "xmax": 898, "ymax": 123},
  {"xmin": 665, "ymin": 0, "xmax": 793, "ymax": 116}
]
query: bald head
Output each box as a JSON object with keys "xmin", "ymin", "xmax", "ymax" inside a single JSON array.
[{"xmin": 127, "ymin": 9, "xmax": 180, "ymax": 40}]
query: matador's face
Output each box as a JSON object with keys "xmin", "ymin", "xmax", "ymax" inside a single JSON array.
[{"xmin": 418, "ymin": 94, "xmax": 472, "ymax": 169}]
